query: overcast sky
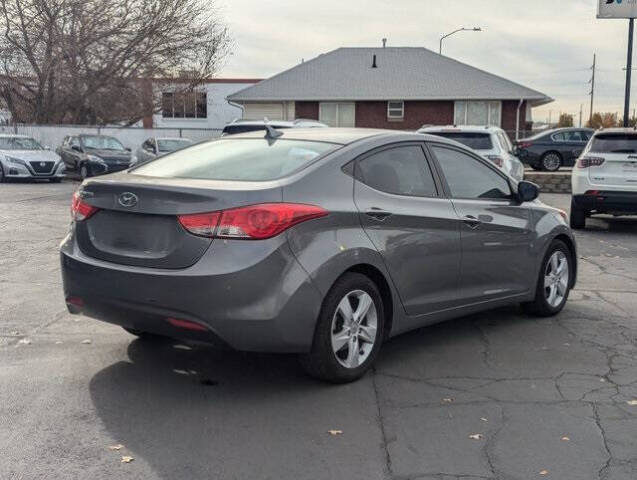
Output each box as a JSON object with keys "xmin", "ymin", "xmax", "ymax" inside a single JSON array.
[{"xmin": 218, "ymin": 0, "xmax": 637, "ymax": 124}]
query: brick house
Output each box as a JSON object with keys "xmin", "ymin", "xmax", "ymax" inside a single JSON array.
[{"xmin": 227, "ymin": 47, "xmax": 552, "ymax": 139}]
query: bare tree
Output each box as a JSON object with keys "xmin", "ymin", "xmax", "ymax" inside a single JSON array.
[{"xmin": 0, "ymin": 0, "xmax": 232, "ymax": 124}]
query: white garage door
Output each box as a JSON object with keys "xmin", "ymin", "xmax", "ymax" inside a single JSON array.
[{"xmin": 244, "ymin": 103, "xmax": 285, "ymax": 120}]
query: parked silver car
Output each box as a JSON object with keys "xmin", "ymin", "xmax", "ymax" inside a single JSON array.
[
  {"xmin": 61, "ymin": 128, "xmax": 576, "ymax": 383},
  {"xmin": 418, "ymin": 125, "xmax": 525, "ymax": 182},
  {"xmin": 0, "ymin": 134, "xmax": 65, "ymax": 182},
  {"xmin": 135, "ymin": 137, "xmax": 193, "ymax": 165}
]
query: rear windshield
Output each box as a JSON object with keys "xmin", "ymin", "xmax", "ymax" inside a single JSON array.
[
  {"xmin": 590, "ymin": 134, "xmax": 637, "ymax": 153},
  {"xmin": 132, "ymin": 138, "xmax": 340, "ymax": 181},
  {"xmin": 157, "ymin": 139, "xmax": 192, "ymax": 152},
  {"xmin": 427, "ymin": 132, "xmax": 493, "ymax": 150}
]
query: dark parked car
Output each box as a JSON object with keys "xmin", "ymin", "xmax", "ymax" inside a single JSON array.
[
  {"xmin": 515, "ymin": 127, "xmax": 594, "ymax": 171},
  {"xmin": 57, "ymin": 134, "xmax": 136, "ymax": 179},
  {"xmin": 61, "ymin": 128, "xmax": 576, "ymax": 383}
]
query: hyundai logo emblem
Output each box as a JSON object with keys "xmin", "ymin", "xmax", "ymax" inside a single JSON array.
[{"xmin": 118, "ymin": 192, "xmax": 138, "ymax": 208}]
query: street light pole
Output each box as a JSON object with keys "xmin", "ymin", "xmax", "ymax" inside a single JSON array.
[
  {"xmin": 624, "ymin": 18, "xmax": 635, "ymax": 127},
  {"xmin": 439, "ymin": 27, "xmax": 482, "ymax": 55}
]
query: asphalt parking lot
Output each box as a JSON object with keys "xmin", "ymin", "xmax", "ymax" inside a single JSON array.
[{"xmin": 2, "ymin": 181, "xmax": 637, "ymax": 480}]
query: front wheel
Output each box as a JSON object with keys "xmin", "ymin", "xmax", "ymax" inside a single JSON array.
[
  {"xmin": 79, "ymin": 164, "xmax": 90, "ymax": 179},
  {"xmin": 523, "ymin": 240, "xmax": 573, "ymax": 317},
  {"xmin": 541, "ymin": 152, "xmax": 562, "ymax": 171},
  {"xmin": 300, "ymin": 273, "xmax": 385, "ymax": 383}
]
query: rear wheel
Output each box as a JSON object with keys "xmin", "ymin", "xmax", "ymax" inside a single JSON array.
[
  {"xmin": 300, "ymin": 273, "xmax": 385, "ymax": 383},
  {"xmin": 523, "ymin": 240, "xmax": 573, "ymax": 317},
  {"xmin": 541, "ymin": 152, "xmax": 562, "ymax": 171},
  {"xmin": 569, "ymin": 198, "xmax": 586, "ymax": 230}
]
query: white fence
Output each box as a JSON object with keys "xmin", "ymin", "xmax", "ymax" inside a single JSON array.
[{"xmin": 0, "ymin": 124, "xmax": 222, "ymax": 150}]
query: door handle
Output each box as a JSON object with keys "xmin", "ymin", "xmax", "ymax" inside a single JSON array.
[
  {"xmin": 365, "ymin": 209, "xmax": 393, "ymax": 221},
  {"xmin": 463, "ymin": 215, "xmax": 481, "ymax": 229}
]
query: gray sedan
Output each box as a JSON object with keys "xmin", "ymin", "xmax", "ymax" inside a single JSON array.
[
  {"xmin": 60, "ymin": 128, "xmax": 576, "ymax": 383},
  {"xmin": 0, "ymin": 134, "xmax": 65, "ymax": 182},
  {"xmin": 134, "ymin": 137, "xmax": 193, "ymax": 165}
]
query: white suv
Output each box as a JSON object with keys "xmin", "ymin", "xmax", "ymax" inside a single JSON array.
[
  {"xmin": 571, "ymin": 128, "xmax": 637, "ymax": 229},
  {"xmin": 418, "ymin": 126, "xmax": 524, "ymax": 181}
]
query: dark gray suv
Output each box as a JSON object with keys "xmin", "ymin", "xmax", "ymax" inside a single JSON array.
[{"xmin": 61, "ymin": 128, "xmax": 577, "ymax": 383}]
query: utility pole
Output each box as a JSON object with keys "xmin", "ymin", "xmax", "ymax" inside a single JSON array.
[
  {"xmin": 589, "ymin": 53, "xmax": 596, "ymax": 125},
  {"xmin": 625, "ymin": 19, "xmax": 635, "ymax": 127},
  {"xmin": 579, "ymin": 104, "xmax": 583, "ymax": 127}
]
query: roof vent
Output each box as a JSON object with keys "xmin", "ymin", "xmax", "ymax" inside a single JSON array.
[{"xmin": 372, "ymin": 54, "xmax": 377, "ymax": 68}]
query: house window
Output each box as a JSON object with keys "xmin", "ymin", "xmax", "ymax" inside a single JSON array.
[
  {"xmin": 162, "ymin": 91, "xmax": 207, "ymax": 119},
  {"xmin": 454, "ymin": 101, "xmax": 501, "ymax": 127},
  {"xmin": 387, "ymin": 101, "xmax": 404, "ymax": 120},
  {"xmin": 319, "ymin": 103, "xmax": 355, "ymax": 127}
]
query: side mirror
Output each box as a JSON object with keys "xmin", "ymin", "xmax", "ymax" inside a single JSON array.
[
  {"xmin": 71, "ymin": 145, "xmax": 82, "ymax": 153},
  {"xmin": 517, "ymin": 180, "xmax": 539, "ymax": 203}
]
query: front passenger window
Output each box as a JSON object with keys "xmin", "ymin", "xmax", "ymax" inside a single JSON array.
[{"xmin": 431, "ymin": 145, "xmax": 511, "ymax": 200}]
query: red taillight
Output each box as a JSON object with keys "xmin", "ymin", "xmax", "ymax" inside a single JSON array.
[
  {"xmin": 177, "ymin": 212, "xmax": 221, "ymax": 237},
  {"xmin": 71, "ymin": 191, "xmax": 98, "ymax": 221},
  {"xmin": 177, "ymin": 203, "xmax": 328, "ymax": 240},
  {"xmin": 577, "ymin": 157, "xmax": 605, "ymax": 168},
  {"xmin": 166, "ymin": 317, "xmax": 209, "ymax": 331},
  {"xmin": 487, "ymin": 155, "xmax": 504, "ymax": 168}
]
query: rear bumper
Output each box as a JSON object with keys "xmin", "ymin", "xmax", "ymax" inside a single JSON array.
[
  {"xmin": 573, "ymin": 191, "xmax": 637, "ymax": 215},
  {"xmin": 60, "ymin": 231, "xmax": 324, "ymax": 353}
]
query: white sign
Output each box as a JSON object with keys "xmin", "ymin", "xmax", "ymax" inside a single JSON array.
[{"xmin": 598, "ymin": 0, "xmax": 637, "ymax": 19}]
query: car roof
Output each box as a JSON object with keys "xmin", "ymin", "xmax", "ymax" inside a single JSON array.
[
  {"xmin": 545, "ymin": 127, "xmax": 594, "ymax": 134},
  {"xmin": 155, "ymin": 137, "xmax": 192, "ymax": 141},
  {"xmin": 221, "ymin": 127, "xmax": 437, "ymax": 146},
  {"xmin": 419, "ymin": 125, "xmax": 501, "ymax": 134},
  {"xmin": 593, "ymin": 127, "xmax": 637, "ymax": 135}
]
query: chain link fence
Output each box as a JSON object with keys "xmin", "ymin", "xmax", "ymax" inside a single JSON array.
[{"xmin": 0, "ymin": 124, "xmax": 222, "ymax": 150}]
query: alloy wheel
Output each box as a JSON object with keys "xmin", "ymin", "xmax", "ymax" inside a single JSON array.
[
  {"xmin": 330, "ymin": 290, "xmax": 378, "ymax": 369},
  {"xmin": 544, "ymin": 251, "xmax": 569, "ymax": 308},
  {"xmin": 542, "ymin": 153, "xmax": 561, "ymax": 171}
]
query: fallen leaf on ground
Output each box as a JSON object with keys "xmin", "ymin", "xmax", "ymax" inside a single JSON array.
[
  {"xmin": 327, "ymin": 430, "xmax": 343, "ymax": 436},
  {"xmin": 17, "ymin": 338, "xmax": 32, "ymax": 345},
  {"xmin": 468, "ymin": 434, "xmax": 483, "ymax": 440},
  {"xmin": 121, "ymin": 456, "xmax": 134, "ymax": 463},
  {"xmin": 55, "ymin": 341, "xmax": 63, "ymax": 345},
  {"xmin": 561, "ymin": 436, "xmax": 570, "ymax": 441},
  {"xmin": 442, "ymin": 398, "xmax": 453, "ymax": 403},
  {"xmin": 480, "ymin": 417, "xmax": 488, "ymax": 422},
  {"xmin": 81, "ymin": 339, "xmax": 92, "ymax": 344},
  {"xmin": 109, "ymin": 444, "xmax": 124, "ymax": 450},
  {"xmin": 627, "ymin": 400, "xmax": 637, "ymax": 406},
  {"xmin": 539, "ymin": 470, "xmax": 548, "ymax": 476}
]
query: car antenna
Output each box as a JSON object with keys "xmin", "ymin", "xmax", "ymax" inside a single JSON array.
[{"xmin": 263, "ymin": 117, "xmax": 283, "ymax": 142}]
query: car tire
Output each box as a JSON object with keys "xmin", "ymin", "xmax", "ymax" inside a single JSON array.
[
  {"xmin": 300, "ymin": 273, "xmax": 385, "ymax": 384},
  {"xmin": 569, "ymin": 198, "xmax": 586, "ymax": 230},
  {"xmin": 522, "ymin": 239, "xmax": 573, "ymax": 317},
  {"xmin": 80, "ymin": 164, "xmax": 90, "ymax": 179},
  {"xmin": 541, "ymin": 152, "xmax": 562, "ymax": 171}
]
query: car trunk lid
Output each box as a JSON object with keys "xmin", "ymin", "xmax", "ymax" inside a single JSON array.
[
  {"xmin": 587, "ymin": 133, "xmax": 637, "ymax": 188},
  {"xmin": 75, "ymin": 175, "xmax": 281, "ymax": 268}
]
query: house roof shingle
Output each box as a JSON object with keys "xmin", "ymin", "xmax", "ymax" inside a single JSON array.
[{"xmin": 228, "ymin": 47, "xmax": 552, "ymax": 106}]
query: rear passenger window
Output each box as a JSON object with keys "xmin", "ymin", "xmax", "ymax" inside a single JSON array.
[
  {"xmin": 431, "ymin": 145, "xmax": 511, "ymax": 200},
  {"xmin": 357, "ymin": 145, "xmax": 437, "ymax": 197}
]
